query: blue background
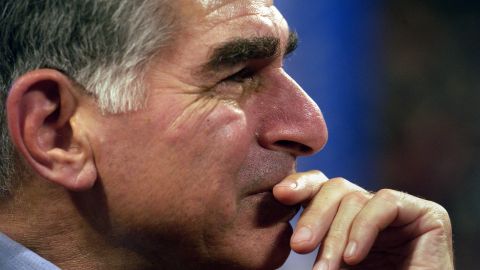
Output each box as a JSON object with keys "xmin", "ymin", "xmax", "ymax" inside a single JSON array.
[
  {"xmin": 277, "ymin": 1, "xmax": 382, "ymax": 188},
  {"xmin": 275, "ymin": 1, "xmax": 382, "ymax": 268}
]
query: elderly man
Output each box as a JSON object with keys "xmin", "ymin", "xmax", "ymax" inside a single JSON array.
[{"xmin": 0, "ymin": 0, "xmax": 453, "ymax": 269}]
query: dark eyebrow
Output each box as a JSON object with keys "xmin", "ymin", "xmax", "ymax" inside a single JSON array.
[
  {"xmin": 285, "ymin": 31, "xmax": 298, "ymax": 56},
  {"xmin": 201, "ymin": 31, "xmax": 299, "ymax": 72}
]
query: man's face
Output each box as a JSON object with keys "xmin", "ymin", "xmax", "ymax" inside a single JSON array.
[{"xmin": 80, "ymin": 0, "xmax": 327, "ymax": 269}]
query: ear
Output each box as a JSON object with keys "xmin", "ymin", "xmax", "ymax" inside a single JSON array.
[{"xmin": 6, "ymin": 69, "xmax": 97, "ymax": 191}]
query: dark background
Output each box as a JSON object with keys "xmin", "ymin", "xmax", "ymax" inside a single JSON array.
[{"xmin": 276, "ymin": 1, "xmax": 479, "ymax": 269}]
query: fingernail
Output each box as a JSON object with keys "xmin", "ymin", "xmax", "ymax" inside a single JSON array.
[
  {"xmin": 292, "ymin": 227, "xmax": 312, "ymax": 243},
  {"xmin": 313, "ymin": 260, "xmax": 329, "ymax": 270},
  {"xmin": 344, "ymin": 241, "xmax": 357, "ymax": 258},
  {"xmin": 277, "ymin": 181, "xmax": 297, "ymax": 189}
]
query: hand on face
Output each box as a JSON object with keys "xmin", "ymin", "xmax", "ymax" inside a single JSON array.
[{"xmin": 273, "ymin": 171, "xmax": 454, "ymax": 270}]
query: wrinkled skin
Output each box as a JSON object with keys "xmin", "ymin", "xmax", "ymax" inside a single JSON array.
[
  {"xmin": 76, "ymin": 0, "xmax": 453, "ymax": 269},
  {"xmin": 5, "ymin": 0, "xmax": 454, "ymax": 269},
  {"xmin": 78, "ymin": 0, "xmax": 327, "ymax": 269},
  {"xmin": 274, "ymin": 171, "xmax": 453, "ymax": 270}
]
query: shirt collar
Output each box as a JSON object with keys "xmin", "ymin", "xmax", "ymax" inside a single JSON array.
[{"xmin": 0, "ymin": 232, "xmax": 60, "ymax": 270}]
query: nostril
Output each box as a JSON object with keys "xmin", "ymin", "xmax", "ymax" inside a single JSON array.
[{"xmin": 274, "ymin": 140, "xmax": 313, "ymax": 155}]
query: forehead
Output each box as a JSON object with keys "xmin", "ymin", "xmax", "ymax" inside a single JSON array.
[
  {"xmin": 151, "ymin": 0, "xmax": 289, "ymax": 84},
  {"xmin": 177, "ymin": 0, "xmax": 285, "ymax": 36},
  {"xmin": 196, "ymin": 0, "xmax": 274, "ymax": 12}
]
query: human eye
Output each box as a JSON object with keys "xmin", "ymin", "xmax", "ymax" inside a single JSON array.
[
  {"xmin": 223, "ymin": 67, "xmax": 256, "ymax": 83},
  {"xmin": 213, "ymin": 67, "xmax": 260, "ymax": 98}
]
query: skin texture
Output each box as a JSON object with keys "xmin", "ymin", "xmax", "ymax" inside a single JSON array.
[
  {"xmin": 274, "ymin": 171, "xmax": 454, "ymax": 270},
  {"xmin": 2, "ymin": 0, "xmax": 453, "ymax": 270},
  {"xmin": 74, "ymin": 1, "xmax": 326, "ymax": 268}
]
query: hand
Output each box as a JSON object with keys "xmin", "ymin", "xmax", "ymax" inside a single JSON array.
[{"xmin": 273, "ymin": 171, "xmax": 454, "ymax": 270}]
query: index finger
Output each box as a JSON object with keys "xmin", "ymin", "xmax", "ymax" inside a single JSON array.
[{"xmin": 273, "ymin": 170, "xmax": 329, "ymax": 205}]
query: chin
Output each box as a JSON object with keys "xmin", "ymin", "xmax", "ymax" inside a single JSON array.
[
  {"xmin": 210, "ymin": 193, "xmax": 298, "ymax": 270},
  {"xmin": 255, "ymin": 222, "xmax": 293, "ymax": 270},
  {"xmin": 205, "ymin": 222, "xmax": 293, "ymax": 270}
]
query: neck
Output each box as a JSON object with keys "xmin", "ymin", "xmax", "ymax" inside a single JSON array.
[{"xmin": 0, "ymin": 179, "xmax": 155, "ymax": 270}]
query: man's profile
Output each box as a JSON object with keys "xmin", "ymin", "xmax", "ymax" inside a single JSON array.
[{"xmin": 0, "ymin": 0, "xmax": 454, "ymax": 269}]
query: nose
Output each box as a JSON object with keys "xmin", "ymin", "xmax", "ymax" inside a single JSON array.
[{"xmin": 256, "ymin": 70, "xmax": 328, "ymax": 157}]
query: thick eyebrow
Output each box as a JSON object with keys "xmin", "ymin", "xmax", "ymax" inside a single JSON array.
[
  {"xmin": 201, "ymin": 31, "xmax": 299, "ymax": 72},
  {"xmin": 285, "ymin": 31, "xmax": 298, "ymax": 56}
]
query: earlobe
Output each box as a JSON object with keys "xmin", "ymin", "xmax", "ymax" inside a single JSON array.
[{"xmin": 6, "ymin": 69, "xmax": 97, "ymax": 191}]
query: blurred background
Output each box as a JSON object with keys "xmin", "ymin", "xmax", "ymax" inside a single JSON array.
[{"xmin": 276, "ymin": 1, "xmax": 479, "ymax": 269}]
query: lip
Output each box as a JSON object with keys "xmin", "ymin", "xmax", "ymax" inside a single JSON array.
[
  {"xmin": 250, "ymin": 191, "xmax": 300, "ymax": 226},
  {"xmin": 246, "ymin": 173, "xmax": 294, "ymax": 197},
  {"xmin": 244, "ymin": 164, "xmax": 296, "ymax": 197}
]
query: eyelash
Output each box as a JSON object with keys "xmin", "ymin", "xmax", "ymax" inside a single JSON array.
[
  {"xmin": 223, "ymin": 67, "xmax": 256, "ymax": 83},
  {"xmin": 208, "ymin": 67, "xmax": 260, "ymax": 99}
]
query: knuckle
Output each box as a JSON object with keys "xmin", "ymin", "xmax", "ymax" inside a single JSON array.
[
  {"xmin": 375, "ymin": 188, "xmax": 400, "ymax": 202},
  {"xmin": 426, "ymin": 201, "xmax": 452, "ymax": 226},
  {"xmin": 431, "ymin": 202, "xmax": 449, "ymax": 217},
  {"xmin": 326, "ymin": 177, "xmax": 365, "ymax": 194},
  {"xmin": 302, "ymin": 170, "xmax": 328, "ymax": 183},
  {"xmin": 326, "ymin": 177, "xmax": 350, "ymax": 189},
  {"xmin": 428, "ymin": 216, "xmax": 452, "ymax": 237},
  {"xmin": 342, "ymin": 191, "xmax": 369, "ymax": 206},
  {"xmin": 322, "ymin": 233, "xmax": 345, "ymax": 253},
  {"xmin": 312, "ymin": 170, "xmax": 329, "ymax": 182},
  {"xmin": 350, "ymin": 221, "xmax": 374, "ymax": 237},
  {"xmin": 354, "ymin": 217, "xmax": 380, "ymax": 232},
  {"xmin": 308, "ymin": 169, "xmax": 323, "ymax": 175},
  {"xmin": 326, "ymin": 227, "xmax": 346, "ymax": 243}
]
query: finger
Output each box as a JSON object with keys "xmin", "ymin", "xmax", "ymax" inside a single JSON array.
[
  {"xmin": 313, "ymin": 191, "xmax": 372, "ymax": 270},
  {"xmin": 343, "ymin": 189, "xmax": 429, "ymax": 265},
  {"xmin": 290, "ymin": 178, "xmax": 366, "ymax": 254},
  {"xmin": 273, "ymin": 170, "xmax": 329, "ymax": 205}
]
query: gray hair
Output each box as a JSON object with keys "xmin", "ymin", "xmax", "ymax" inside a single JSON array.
[{"xmin": 0, "ymin": 0, "xmax": 175, "ymax": 195}]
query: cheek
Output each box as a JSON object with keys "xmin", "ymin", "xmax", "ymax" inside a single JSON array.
[
  {"xmin": 163, "ymin": 103, "xmax": 251, "ymax": 209},
  {"xmin": 166, "ymin": 102, "xmax": 248, "ymax": 145},
  {"xmin": 162, "ymin": 102, "xmax": 252, "ymax": 186},
  {"xmin": 94, "ymin": 101, "xmax": 254, "ymax": 240},
  {"xmin": 160, "ymin": 103, "xmax": 255, "ymax": 234}
]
